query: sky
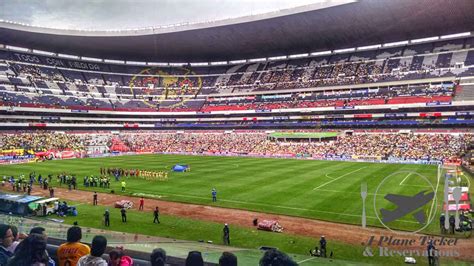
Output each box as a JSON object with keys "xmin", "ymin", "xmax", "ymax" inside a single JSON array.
[{"xmin": 0, "ymin": 0, "xmax": 327, "ymax": 30}]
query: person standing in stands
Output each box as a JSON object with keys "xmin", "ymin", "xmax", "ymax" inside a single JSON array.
[
  {"xmin": 121, "ymin": 207, "xmax": 127, "ymax": 223},
  {"xmin": 153, "ymin": 207, "xmax": 160, "ymax": 224},
  {"xmin": 93, "ymin": 192, "xmax": 98, "ymax": 206},
  {"xmin": 139, "ymin": 197, "xmax": 144, "ymax": 211},
  {"xmin": 104, "ymin": 209, "xmax": 110, "ymax": 227},
  {"xmin": 57, "ymin": 226, "xmax": 90, "ymax": 266},
  {"xmin": 212, "ymin": 188, "xmax": 217, "ymax": 202}
]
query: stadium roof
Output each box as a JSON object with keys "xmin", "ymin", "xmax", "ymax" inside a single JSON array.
[{"xmin": 1, "ymin": 0, "xmax": 473, "ymax": 62}]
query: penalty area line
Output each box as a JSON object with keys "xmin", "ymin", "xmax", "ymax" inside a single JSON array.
[{"xmin": 313, "ymin": 167, "xmax": 367, "ymax": 190}]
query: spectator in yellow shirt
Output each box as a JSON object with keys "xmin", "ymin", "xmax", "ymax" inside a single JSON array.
[{"xmin": 57, "ymin": 226, "xmax": 90, "ymax": 266}]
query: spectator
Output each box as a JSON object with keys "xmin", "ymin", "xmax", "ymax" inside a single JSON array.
[
  {"xmin": 30, "ymin": 226, "xmax": 46, "ymax": 235},
  {"xmin": 259, "ymin": 249, "xmax": 297, "ymax": 266},
  {"xmin": 77, "ymin": 235, "xmax": 107, "ymax": 266},
  {"xmin": 57, "ymin": 226, "xmax": 90, "ymax": 266},
  {"xmin": 185, "ymin": 251, "xmax": 204, "ymax": 266},
  {"xmin": 150, "ymin": 248, "xmax": 166, "ymax": 266},
  {"xmin": 108, "ymin": 248, "xmax": 133, "ymax": 266},
  {"xmin": 7, "ymin": 233, "xmax": 50, "ymax": 266},
  {"xmin": 29, "ymin": 226, "xmax": 56, "ymax": 266},
  {"xmin": 0, "ymin": 224, "xmax": 13, "ymax": 265},
  {"xmin": 6, "ymin": 225, "xmax": 20, "ymax": 254},
  {"xmin": 219, "ymin": 252, "xmax": 237, "ymax": 266}
]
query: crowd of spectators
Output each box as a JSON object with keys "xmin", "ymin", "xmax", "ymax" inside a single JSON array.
[
  {"xmin": 0, "ymin": 40, "xmax": 470, "ymax": 114},
  {"xmin": 0, "ymin": 131, "xmax": 471, "ymax": 162},
  {"xmin": 113, "ymin": 132, "xmax": 473, "ymax": 161},
  {"xmin": 253, "ymin": 133, "xmax": 471, "ymax": 161},
  {"xmin": 201, "ymin": 82, "xmax": 454, "ymax": 111},
  {"xmin": 0, "ymin": 54, "xmax": 458, "ymax": 113},
  {"xmin": 0, "ymin": 132, "xmax": 88, "ymax": 152},
  {"xmin": 0, "ymin": 223, "xmax": 299, "ymax": 266}
]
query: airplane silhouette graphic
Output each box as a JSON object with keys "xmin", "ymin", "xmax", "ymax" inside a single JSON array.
[{"xmin": 380, "ymin": 191, "xmax": 434, "ymax": 224}]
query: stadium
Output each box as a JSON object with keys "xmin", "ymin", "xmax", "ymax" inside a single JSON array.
[{"xmin": 0, "ymin": 0, "xmax": 473, "ymax": 265}]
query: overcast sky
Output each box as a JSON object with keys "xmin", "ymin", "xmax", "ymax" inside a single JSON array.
[{"xmin": 0, "ymin": 0, "xmax": 326, "ymax": 30}]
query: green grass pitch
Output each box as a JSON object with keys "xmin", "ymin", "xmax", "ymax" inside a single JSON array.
[{"xmin": 0, "ymin": 154, "xmax": 448, "ymax": 234}]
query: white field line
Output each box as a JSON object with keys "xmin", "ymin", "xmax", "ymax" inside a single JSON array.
[
  {"xmin": 297, "ymin": 257, "xmax": 319, "ymax": 264},
  {"xmin": 400, "ymin": 183, "xmax": 431, "ymax": 188},
  {"xmin": 315, "ymin": 188, "xmax": 385, "ymax": 197},
  {"xmin": 313, "ymin": 167, "xmax": 367, "ymax": 190},
  {"xmin": 399, "ymin": 173, "xmax": 411, "ymax": 186},
  {"xmin": 426, "ymin": 166, "xmax": 441, "ymax": 226},
  {"xmin": 462, "ymin": 173, "xmax": 471, "ymax": 188},
  {"xmin": 137, "ymin": 191, "xmax": 419, "ymax": 224},
  {"xmin": 325, "ymin": 173, "xmax": 335, "ymax": 180}
]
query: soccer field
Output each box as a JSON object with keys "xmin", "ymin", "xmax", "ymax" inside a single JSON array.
[{"xmin": 0, "ymin": 154, "xmax": 446, "ymax": 233}]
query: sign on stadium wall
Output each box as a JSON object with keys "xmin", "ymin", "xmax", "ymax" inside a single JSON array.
[
  {"xmin": 12, "ymin": 52, "xmax": 101, "ymax": 71},
  {"xmin": 426, "ymin": 101, "xmax": 452, "ymax": 106},
  {"xmin": 384, "ymin": 113, "xmax": 407, "ymax": 117}
]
